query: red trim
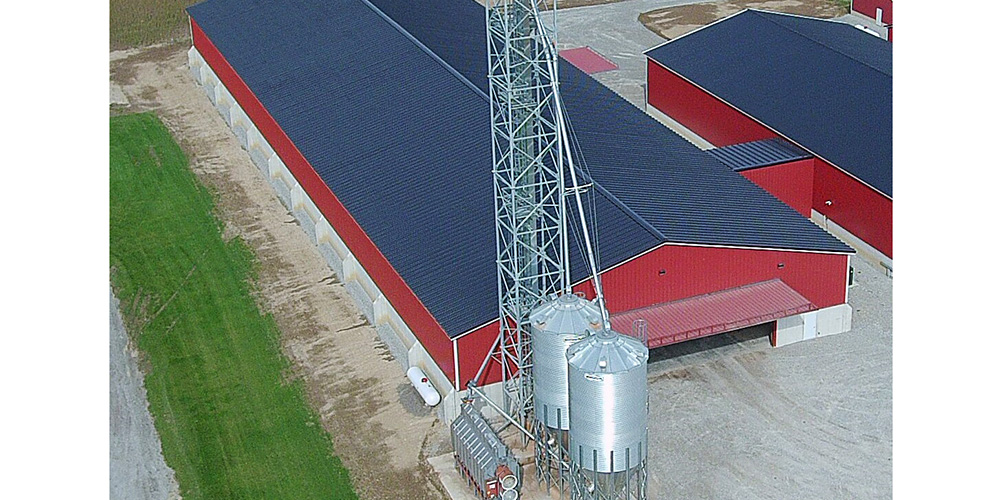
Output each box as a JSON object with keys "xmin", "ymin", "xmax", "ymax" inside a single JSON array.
[
  {"xmin": 455, "ymin": 320, "xmax": 502, "ymax": 390},
  {"xmin": 190, "ymin": 18, "xmax": 455, "ymax": 380}
]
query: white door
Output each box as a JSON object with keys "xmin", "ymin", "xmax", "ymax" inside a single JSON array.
[{"xmin": 802, "ymin": 311, "xmax": 818, "ymax": 341}]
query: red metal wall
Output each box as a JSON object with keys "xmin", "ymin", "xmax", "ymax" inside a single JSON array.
[
  {"xmin": 456, "ymin": 321, "xmax": 503, "ymax": 390},
  {"xmin": 587, "ymin": 244, "xmax": 848, "ymax": 314},
  {"xmin": 191, "ymin": 19, "xmax": 456, "ymax": 381},
  {"xmin": 457, "ymin": 243, "xmax": 849, "ymax": 389},
  {"xmin": 813, "ymin": 158, "xmax": 893, "ymax": 258},
  {"xmin": 852, "ymin": 0, "xmax": 893, "ymax": 24},
  {"xmin": 739, "ymin": 159, "xmax": 815, "ymax": 217},
  {"xmin": 646, "ymin": 58, "xmax": 777, "ymax": 147},
  {"xmin": 646, "ymin": 58, "xmax": 892, "ymax": 259}
]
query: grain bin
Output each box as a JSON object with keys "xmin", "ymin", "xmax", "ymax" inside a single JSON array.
[
  {"xmin": 567, "ymin": 328, "xmax": 648, "ymax": 500},
  {"xmin": 529, "ymin": 293, "xmax": 603, "ymax": 430},
  {"xmin": 529, "ymin": 293, "xmax": 603, "ymax": 494}
]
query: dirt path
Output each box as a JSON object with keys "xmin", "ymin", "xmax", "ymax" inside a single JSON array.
[
  {"xmin": 111, "ymin": 44, "xmax": 447, "ymax": 500},
  {"xmin": 640, "ymin": 0, "xmax": 847, "ymax": 40},
  {"xmin": 109, "ymin": 286, "xmax": 181, "ymax": 500}
]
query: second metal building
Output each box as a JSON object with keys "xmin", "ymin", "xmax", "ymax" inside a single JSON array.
[{"xmin": 645, "ymin": 10, "xmax": 892, "ymax": 270}]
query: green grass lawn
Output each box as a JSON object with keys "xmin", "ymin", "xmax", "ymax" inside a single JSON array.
[{"xmin": 110, "ymin": 112, "xmax": 358, "ymax": 500}]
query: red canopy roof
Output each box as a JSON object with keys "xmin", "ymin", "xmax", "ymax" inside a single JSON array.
[
  {"xmin": 559, "ymin": 46, "xmax": 619, "ymax": 74},
  {"xmin": 610, "ymin": 279, "xmax": 815, "ymax": 348}
]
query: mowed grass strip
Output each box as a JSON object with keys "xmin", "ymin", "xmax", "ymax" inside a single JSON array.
[{"xmin": 110, "ymin": 112, "xmax": 358, "ymax": 500}]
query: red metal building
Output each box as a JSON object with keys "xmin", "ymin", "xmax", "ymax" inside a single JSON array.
[
  {"xmin": 188, "ymin": 0, "xmax": 857, "ymax": 420},
  {"xmin": 645, "ymin": 10, "xmax": 893, "ymax": 266}
]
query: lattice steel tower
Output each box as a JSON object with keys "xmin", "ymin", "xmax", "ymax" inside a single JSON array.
[{"xmin": 484, "ymin": 0, "xmax": 568, "ymax": 431}]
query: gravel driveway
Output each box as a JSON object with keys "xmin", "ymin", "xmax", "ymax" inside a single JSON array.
[{"xmin": 109, "ymin": 286, "xmax": 180, "ymax": 500}]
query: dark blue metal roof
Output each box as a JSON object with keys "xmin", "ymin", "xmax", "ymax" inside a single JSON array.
[
  {"xmin": 188, "ymin": 0, "xmax": 851, "ymax": 338},
  {"xmin": 367, "ymin": 0, "xmax": 852, "ymax": 250},
  {"xmin": 708, "ymin": 138, "xmax": 812, "ymax": 172},
  {"xmin": 646, "ymin": 10, "xmax": 892, "ymax": 197}
]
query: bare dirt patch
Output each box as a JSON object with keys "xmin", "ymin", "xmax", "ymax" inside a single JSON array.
[
  {"xmin": 111, "ymin": 45, "xmax": 447, "ymax": 500},
  {"xmin": 640, "ymin": 0, "xmax": 847, "ymax": 40}
]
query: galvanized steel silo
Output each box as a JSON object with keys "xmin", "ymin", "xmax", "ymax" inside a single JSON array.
[
  {"xmin": 566, "ymin": 328, "xmax": 649, "ymax": 474},
  {"xmin": 529, "ymin": 293, "xmax": 603, "ymax": 430}
]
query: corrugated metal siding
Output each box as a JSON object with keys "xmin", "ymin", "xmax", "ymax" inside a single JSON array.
[
  {"xmin": 708, "ymin": 138, "xmax": 811, "ymax": 171},
  {"xmin": 578, "ymin": 244, "xmax": 848, "ymax": 313},
  {"xmin": 740, "ymin": 158, "xmax": 815, "ymax": 217},
  {"xmin": 646, "ymin": 9, "xmax": 892, "ymax": 197},
  {"xmin": 455, "ymin": 320, "xmax": 502, "ymax": 389},
  {"xmin": 559, "ymin": 61, "xmax": 848, "ymax": 253},
  {"xmin": 189, "ymin": 0, "xmax": 852, "ymax": 346},
  {"xmin": 462, "ymin": 243, "xmax": 848, "ymax": 388},
  {"xmin": 814, "ymin": 158, "xmax": 893, "ymax": 257},
  {"xmin": 609, "ymin": 279, "xmax": 815, "ymax": 348},
  {"xmin": 647, "ymin": 58, "xmax": 777, "ymax": 147},
  {"xmin": 189, "ymin": 0, "xmax": 671, "ymax": 345}
]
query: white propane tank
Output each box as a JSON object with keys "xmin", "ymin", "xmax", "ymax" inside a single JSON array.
[{"xmin": 407, "ymin": 366, "xmax": 441, "ymax": 406}]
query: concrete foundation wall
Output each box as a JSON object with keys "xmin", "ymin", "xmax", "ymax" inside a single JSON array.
[
  {"xmin": 812, "ymin": 209, "xmax": 892, "ymax": 275},
  {"xmin": 773, "ymin": 303, "xmax": 853, "ymax": 347},
  {"xmin": 189, "ymin": 46, "xmax": 469, "ymax": 423},
  {"xmin": 188, "ymin": 47, "xmax": 204, "ymax": 84}
]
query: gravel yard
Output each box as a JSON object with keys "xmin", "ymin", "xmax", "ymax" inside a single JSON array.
[
  {"xmin": 643, "ymin": 257, "xmax": 892, "ymax": 499},
  {"xmin": 554, "ymin": 0, "xmax": 701, "ymax": 107}
]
